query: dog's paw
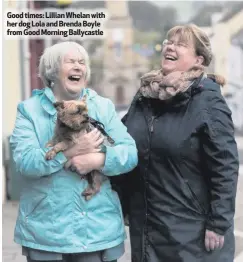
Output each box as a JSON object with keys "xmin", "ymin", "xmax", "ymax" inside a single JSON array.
[
  {"xmin": 85, "ymin": 195, "xmax": 93, "ymax": 201},
  {"xmin": 45, "ymin": 150, "xmax": 56, "ymax": 160},
  {"xmin": 82, "ymin": 188, "xmax": 94, "ymax": 201}
]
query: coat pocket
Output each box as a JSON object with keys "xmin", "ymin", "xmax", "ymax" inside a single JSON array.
[
  {"xmin": 183, "ymin": 179, "xmax": 206, "ymax": 215},
  {"xmin": 19, "ymin": 192, "xmax": 48, "ymax": 223}
]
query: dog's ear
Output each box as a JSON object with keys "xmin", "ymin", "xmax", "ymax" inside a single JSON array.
[
  {"xmin": 53, "ymin": 101, "xmax": 64, "ymax": 109},
  {"xmin": 81, "ymin": 94, "xmax": 87, "ymax": 102}
]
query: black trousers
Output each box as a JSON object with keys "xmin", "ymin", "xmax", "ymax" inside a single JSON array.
[{"xmin": 26, "ymin": 252, "xmax": 117, "ymax": 262}]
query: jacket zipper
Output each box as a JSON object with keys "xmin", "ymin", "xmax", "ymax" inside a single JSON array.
[
  {"xmin": 150, "ymin": 116, "xmax": 155, "ymax": 133},
  {"xmin": 140, "ymin": 100, "xmax": 157, "ymax": 261},
  {"xmin": 143, "ymin": 113, "xmax": 156, "ymax": 261}
]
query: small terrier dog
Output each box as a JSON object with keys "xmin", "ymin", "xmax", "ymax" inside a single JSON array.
[{"xmin": 45, "ymin": 95, "xmax": 115, "ymax": 200}]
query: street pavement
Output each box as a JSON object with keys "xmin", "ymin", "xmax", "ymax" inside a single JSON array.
[{"xmin": 2, "ymin": 137, "xmax": 243, "ymax": 262}]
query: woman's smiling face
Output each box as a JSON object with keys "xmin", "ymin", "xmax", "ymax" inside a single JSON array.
[
  {"xmin": 57, "ymin": 49, "xmax": 87, "ymax": 98},
  {"xmin": 161, "ymin": 34, "xmax": 204, "ymax": 75}
]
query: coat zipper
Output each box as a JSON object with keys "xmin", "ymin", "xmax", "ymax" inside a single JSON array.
[
  {"xmin": 144, "ymin": 113, "xmax": 156, "ymax": 261},
  {"xmin": 140, "ymin": 100, "xmax": 158, "ymax": 261},
  {"xmin": 150, "ymin": 116, "xmax": 155, "ymax": 133}
]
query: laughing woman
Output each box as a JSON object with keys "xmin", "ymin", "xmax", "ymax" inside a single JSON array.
[
  {"xmin": 10, "ymin": 41, "xmax": 138, "ymax": 262},
  {"xmin": 112, "ymin": 24, "xmax": 239, "ymax": 262}
]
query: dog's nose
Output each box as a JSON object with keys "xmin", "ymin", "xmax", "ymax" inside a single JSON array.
[{"xmin": 83, "ymin": 113, "xmax": 89, "ymax": 119}]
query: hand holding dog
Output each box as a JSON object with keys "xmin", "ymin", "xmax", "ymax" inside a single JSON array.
[
  {"xmin": 64, "ymin": 129, "xmax": 104, "ymax": 158},
  {"xmin": 64, "ymin": 153, "xmax": 105, "ymax": 175},
  {"xmin": 205, "ymin": 229, "xmax": 224, "ymax": 252}
]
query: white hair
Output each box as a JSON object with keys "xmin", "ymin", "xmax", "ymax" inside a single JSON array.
[{"xmin": 39, "ymin": 41, "xmax": 91, "ymax": 88}]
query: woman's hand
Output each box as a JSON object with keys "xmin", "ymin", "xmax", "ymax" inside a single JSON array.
[
  {"xmin": 63, "ymin": 129, "xmax": 104, "ymax": 159},
  {"xmin": 64, "ymin": 153, "xmax": 106, "ymax": 175},
  {"xmin": 205, "ymin": 229, "xmax": 224, "ymax": 252}
]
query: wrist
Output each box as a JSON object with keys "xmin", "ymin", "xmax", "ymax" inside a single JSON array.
[
  {"xmin": 63, "ymin": 149, "xmax": 72, "ymax": 159},
  {"xmin": 96, "ymin": 153, "xmax": 106, "ymax": 170},
  {"xmin": 63, "ymin": 147, "xmax": 78, "ymax": 159}
]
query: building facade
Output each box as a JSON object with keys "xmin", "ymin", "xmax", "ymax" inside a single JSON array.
[
  {"xmin": 100, "ymin": 0, "xmax": 149, "ymax": 106},
  {"xmin": 190, "ymin": 3, "xmax": 243, "ymax": 132}
]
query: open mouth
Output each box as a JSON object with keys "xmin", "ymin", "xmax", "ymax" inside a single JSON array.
[
  {"xmin": 165, "ymin": 55, "xmax": 177, "ymax": 61},
  {"xmin": 68, "ymin": 75, "xmax": 81, "ymax": 82}
]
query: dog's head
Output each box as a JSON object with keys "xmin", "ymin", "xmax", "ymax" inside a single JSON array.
[{"xmin": 54, "ymin": 95, "xmax": 89, "ymax": 130}]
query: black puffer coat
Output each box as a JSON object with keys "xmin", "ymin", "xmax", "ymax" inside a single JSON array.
[{"xmin": 112, "ymin": 76, "xmax": 239, "ymax": 262}]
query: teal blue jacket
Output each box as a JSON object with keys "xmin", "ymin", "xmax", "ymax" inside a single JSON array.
[{"xmin": 10, "ymin": 87, "xmax": 138, "ymax": 253}]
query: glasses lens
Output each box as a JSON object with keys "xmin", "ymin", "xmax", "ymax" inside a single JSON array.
[{"xmin": 162, "ymin": 39, "xmax": 168, "ymax": 46}]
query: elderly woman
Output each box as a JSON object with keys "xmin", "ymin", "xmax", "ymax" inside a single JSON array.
[
  {"xmin": 112, "ymin": 24, "xmax": 239, "ymax": 262},
  {"xmin": 10, "ymin": 41, "xmax": 138, "ymax": 262}
]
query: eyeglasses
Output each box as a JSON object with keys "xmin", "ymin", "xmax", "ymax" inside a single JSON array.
[{"xmin": 162, "ymin": 39, "xmax": 188, "ymax": 48}]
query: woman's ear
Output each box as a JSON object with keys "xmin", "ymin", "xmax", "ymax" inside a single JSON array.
[{"xmin": 195, "ymin": 56, "xmax": 204, "ymax": 66}]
